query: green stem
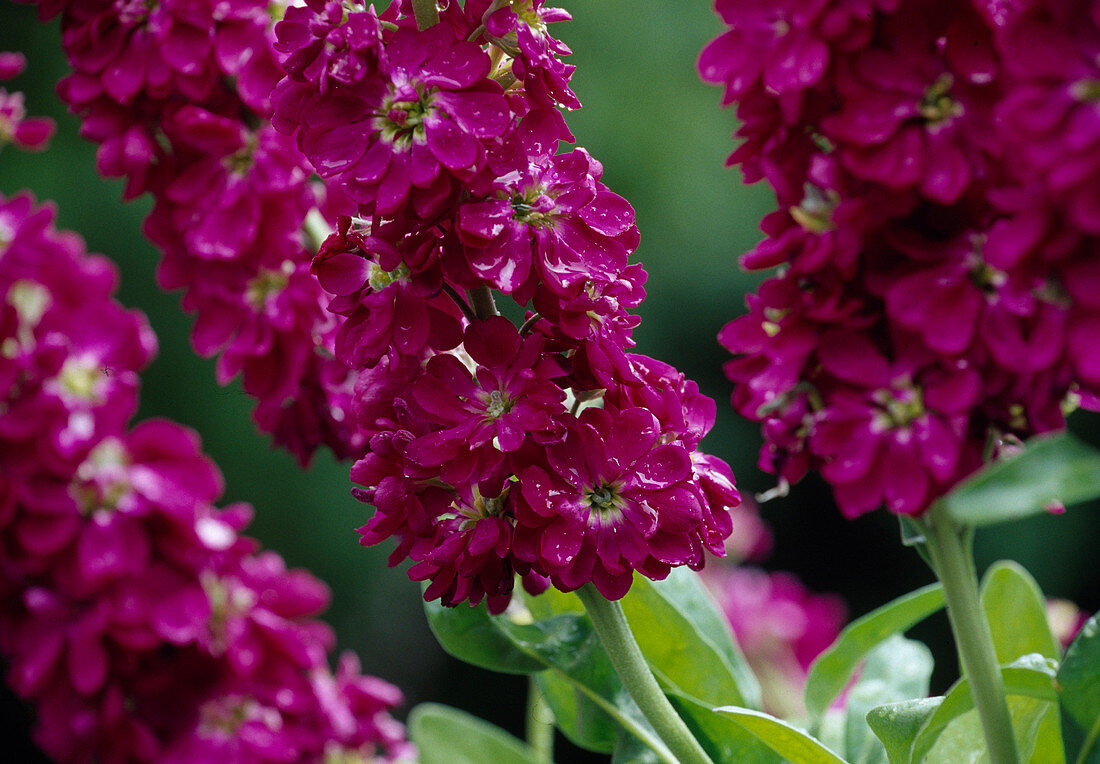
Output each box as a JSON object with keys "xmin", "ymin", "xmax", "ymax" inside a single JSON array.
[
  {"xmin": 576, "ymin": 584, "xmax": 714, "ymax": 764},
  {"xmin": 411, "ymin": 0, "xmax": 439, "ymax": 30},
  {"xmin": 525, "ymin": 679, "xmax": 555, "ymax": 763},
  {"xmin": 921, "ymin": 505, "xmax": 1019, "ymax": 764}
]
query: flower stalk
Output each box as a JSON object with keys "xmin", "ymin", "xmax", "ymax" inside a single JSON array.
[
  {"xmin": 526, "ymin": 680, "xmax": 555, "ymax": 763},
  {"xmin": 921, "ymin": 505, "xmax": 1019, "ymax": 764},
  {"xmin": 576, "ymin": 584, "xmax": 715, "ymax": 764},
  {"xmin": 411, "ymin": 0, "xmax": 439, "ymax": 30}
]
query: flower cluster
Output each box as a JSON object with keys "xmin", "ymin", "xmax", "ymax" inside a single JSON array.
[
  {"xmin": 0, "ymin": 51, "xmax": 55, "ymax": 151},
  {"xmin": 275, "ymin": 1, "xmax": 743, "ymax": 607},
  {"xmin": 703, "ymin": 0, "xmax": 1100, "ymax": 517},
  {"xmin": 27, "ymin": 0, "xmax": 362, "ymax": 464},
  {"xmin": 0, "ymin": 190, "xmax": 410, "ymax": 763}
]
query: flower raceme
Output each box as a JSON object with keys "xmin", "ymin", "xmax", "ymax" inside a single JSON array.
[
  {"xmin": 277, "ymin": 0, "xmax": 743, "ymax": 608},
  {"xmin": 704, "ymin": 0, "xmax": 1100, "ymax": 518},
  {"xmin": 0, "ymin": 191, "xmax": 410, "ymax": 762},
  {"xmin": 24, "ymin": 0, "xmax": 744, "ymax": 609}
]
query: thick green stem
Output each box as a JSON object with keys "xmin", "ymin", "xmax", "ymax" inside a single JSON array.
[
  {"xmin": 922, "ymin": 505, "xmax": 1019, "ymax": 764},
  {"xmin": 576, "ymin": 584, "xmax": 714, "ymax": 764},
  {"xmin": 411, "ymin": 0, "xmax": 439, "ymax": 30},
  {"xmin": 525, "ymin": 679, "xmax": 554, "ymax": 763}
]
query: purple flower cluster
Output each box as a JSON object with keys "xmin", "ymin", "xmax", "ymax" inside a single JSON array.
[
  {"xmin": 26, "ymin": 0, "xmax": 363, "ymax": 464},
  {"xmin": 275, "ymin": 1, "xmax": 743, "ymax": 607},
  {"xmin": 0, "ymin": 191, "xmax": 410, "ymax": 763},
  {"xmin": 702, "ymin": 0, "xmax": 1100, "ymax": 517},
  {"xmin": 0, "ymin": 51, "xmax": 55, "ymax": 151}
]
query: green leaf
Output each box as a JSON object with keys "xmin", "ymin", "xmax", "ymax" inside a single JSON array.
[
  {"xmin": 667, "ymin": 692, "xmax": 785, "ymax": 764},
  {"xmin": 865, "ymin": 698, "xmax": 943, "ymax": 764},
  {"xmin": 941, "ymin": 432, "xmax": 1100, "ymax": 527},
  {"xmin": 980, "ymin": 560, "xmax": 1060, "ymax": 663},
  {"xmin": 1058, "ymin": 611, "xmax": 1100, "ymax": 764},
  {"xmin": 425, "ymin": 592, "xmax": 674, "ymax": 759},
  {"xmin": 534, "ymin": 669, "xmax": 617, "ymax": 753},
  {"xmin": 714, "ymin": 706, "xmax": 849, "ymax": 763},
  {"xmin": 920, "ymin": 695, "xmax": 1057, "ymax": 764},
  {"xmin": 621, "ymin": 568, "xmax": 762, "ymax": 709},
  {"xmin": 422, "ymin": 595, "xmax": 546, "ymax": 674},
  {"xmin": 408, "ymin": 703, "xmax": 542, "ymax": 764},
  {"xmin": 805, "ymin": 584, "xmax": 946, "ymax": 720},
  {"xmin": 911, "ymin": 654, "xmax": 1060, "ymax": 763},
  {"xmin": 843, "ymin": 635, "xmax": 934, "ymax": 764}
]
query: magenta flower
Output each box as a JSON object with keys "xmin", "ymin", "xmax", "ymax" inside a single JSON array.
[
  {"xmin": 405, "ymin": 316, "xmax": 567, "ymax": 482},
  {"xmin": 285, "ymin": 22, "xmax": 512, "ymax": 216},
  {"xmin": 514, "ymin": 406, "xmax": 706, "ymax": 600}
]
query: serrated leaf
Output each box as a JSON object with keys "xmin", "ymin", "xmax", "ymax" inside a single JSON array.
[
  {"xmin": 911, "ymin": 655, "xmax": 1059, "ymax": 763},
  {"xmin": 621, "ymin": 569, "xmax": 761, "ymax": 710},
  {"xmin": 980, "ymin": 560, "xmax": 1060, "ymax": 663},
  {"xmin": 409, "ymin": 703, "xmax": 542, "ymax": 764},
  {"xmin": 1058, "ymin": 611, "xmax": 1100, "ymax": 764},
  {"xmin": 844, "ymin": 635, "xmax": 934, "ymax": 764},
  {"xmin": 866, "ymin": 698, "xmax": 943, "ymax": 764},
  {"xmin": 941, "ymin": 432, "xmax": 1100, "ymax": 527},
  {"xmin": 805, "ymin": 584, "xmax": 945, "ymax": 720},
  {"xmin": 714, "ymin": 706, "xmax": 849, "ymax": 763}
]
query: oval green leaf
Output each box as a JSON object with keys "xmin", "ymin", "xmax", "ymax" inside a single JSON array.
[
  {"xmin": 980, "ymin": 560, "xmax": 1060, "ymax": 663},
  {"xmin": 866, "ymin": 698, "xmax": 943, "ymax": 764},
  {"xmin": 423, "ymin": 595, "xmax": 562, "ymax": 674},
  {"xmin": 942, "ymin": 432, "xmax": 1100, "ymax": 527},
  {"xmin": 667, "ymin": 692, "xmax": 785, "ymax": 764},
  {"xmin": 911, "ymin": 655, "xmax": 1059, "ymax": 763},
  {"xmin": 1058, "ymin": 611, "xmax": 1100, "ymax": 764},
  {"xmin": 844, "ymin": 635, "xmax": 934, "ymax": 764},
  {"xmin": 409, "ymin": 703, "xmax": 542, "ymax": 764},
  {"xmin": 805, "ymin": 584, "xmax": 945, "ymax": 721},
  {"xmin": 714, "ymin": 706, "xmax": 849, "ymax": 763},
  {"xmin": 622, "ymin": 569, "xmax": 762, "ymax": 710}
]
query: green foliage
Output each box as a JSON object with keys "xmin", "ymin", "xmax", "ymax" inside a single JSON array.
[
  {"xmin": 667, "ymin": 693, "xmax": 785, "ymax": 764},
  {"xmin": 866, "ymin": 699, "xmax": 943, "ymax": 764},
  {"xmin": 1058, "ymin": 611, "xmax": 1100, "ymax": 764},
  {"xmin": 805, "ymin": 584, "xmax": 945, "ymax": 721},
  {"xmin": 619, "ymin": 569, "xmax": 762, "ymax": 710},
  {"xmin": 941, "ymin": 432, "xmax": 1100, "ymax": 527},
  {"xmin": 408, "ymin": 703, "xmax": 543, "ymax": 764},
  {"xmin": 842, "ymin": 636, "xmax": 934, "ymax": 764},
  {"xmin": 980, "ymin": 561, "xmax": 1060, "ymax": 664},
  {"xmin": 713, "ymin": 706, "xmax": 848, "ymax": 763}
]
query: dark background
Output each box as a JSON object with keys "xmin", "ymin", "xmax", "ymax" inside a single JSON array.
[{"xmin": 2, "ymin": 1, "xmax": 1097, "ymax": 759}]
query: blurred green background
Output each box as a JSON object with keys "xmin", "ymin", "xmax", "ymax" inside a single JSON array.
[{"xmin": 1, "ymin": 0, "xmax": 1097, "ymax": 758}]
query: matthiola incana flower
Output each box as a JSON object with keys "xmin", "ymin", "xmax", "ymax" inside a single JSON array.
[
  {"xmin": 704, "ymin": 0, "xmax": 1100, "ymax": 518},
  {"xmin": 0, "ymin": 51, "xmax": 55, "ymax": 151},
  {"xmin": 0, "ymin": 191, "xmax": 411, "ymax": 763}
]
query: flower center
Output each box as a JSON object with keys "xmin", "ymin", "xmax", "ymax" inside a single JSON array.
[
  {"xmin": 198, "ymin": 695, "xmax": 280, "ymax": 738},
  {"xmin": 872, "ymin": 384, "xmax": 924, "ymax": 431},
  {"xmin": 368, "ymin": 260, "xmax": 409, "ymax": 291},
  {"xmin": 71, "ymin": 438, "xmax": 131, "ymax": 516},
  {"xmin": 245, "ymin": 261, "xmax": 293, "ymax": 312},
  {"xmin": 586, "ymin": 481, "xmax": 624, "ymax": 518},
  {"xmin": 510, "ymin": 185, "xmax": 555, "ymax": 226},
  {"xmin": 1071, "ymin": 78, "xmax": 1100, "ymax": 102},
  {"xmin": 511, "ymin": 0, "xmax": 545, "ymax": 31},
  {"xmin": 375, "ymin": 84, "xmax": 435, "ymax": 149},
  {"xmin": 919, "ymin": 74, "xmax": 962, "ymax": 129},
  {"xmin": 789, "ymin": 184, "xmax": 838, "ymax": 234},
  {"xmin": 483, "ymin": 389, "xmax": 513, "ymax": 420}
]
